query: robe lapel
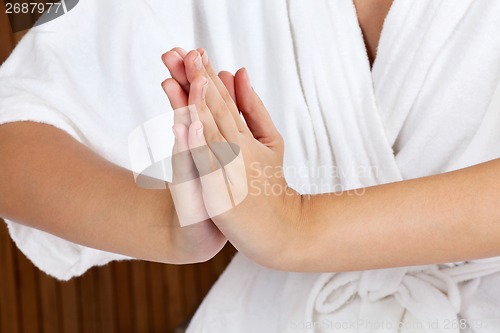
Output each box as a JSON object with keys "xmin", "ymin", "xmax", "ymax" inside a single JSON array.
[{"xmin": 288, "ymin": 0, "xmax": 402, "ymax": 190}]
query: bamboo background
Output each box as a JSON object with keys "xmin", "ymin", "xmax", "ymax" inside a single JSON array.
[
  {"xmin": 0, "ymin": 1, "xmax": 236, "ymax": 332},
  {"xmin": 0, "ymin": 221, "xmax": 236, "ymax": 333}
]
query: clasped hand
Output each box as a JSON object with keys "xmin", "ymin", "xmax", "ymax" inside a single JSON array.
[{"xmin": 161, "ymin": 48, "xmax": 303, "ymax": 269}]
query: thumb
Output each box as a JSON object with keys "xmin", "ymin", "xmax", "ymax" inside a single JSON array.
[{"xmin": 234, "ymin": 68, "xmax": 283, "ymax": 149}]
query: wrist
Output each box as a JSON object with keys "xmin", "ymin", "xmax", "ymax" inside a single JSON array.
[
  {"xmin": 171, "ymin": 221, "xmax": 227, "ymax": 264},
  {"xmin": 265, "ymin": 187, "xmax": 309, "ymax": 271}
]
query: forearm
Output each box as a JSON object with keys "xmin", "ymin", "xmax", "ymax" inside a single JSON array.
[
  {"xmin": 0, "ymin": 122, "xmax": 190, "ymax": 264},
  {"xmin": 285, "ymin": 159, "xmax": 500, "ymax": 272},
  {"xmin": 159, "ymin": 48, "xmax": 500, "ymax": 272}
]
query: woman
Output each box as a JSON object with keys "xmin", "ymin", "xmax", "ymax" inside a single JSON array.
[
  {"xmin": 161, "ymin": 1, "xmax": 500, "ymax": 331},
  {"xmin": 0, "ymin": 0, "xmax": 499, "ymax": 331}
]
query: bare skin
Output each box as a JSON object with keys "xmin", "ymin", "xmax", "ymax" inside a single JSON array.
[
  {"xmin": 163, "ymin": 48, "xmax": 500, "ymax": 272},
  {"xmin": 0, "ymin": 121, "xmax": 227, "ymax": 264},
  {"xmin": 4, "ymin": 2, "xmax": 493, "ymax": 273},
  {"xmin": 0, "ymin": 48, "xmax": 260, "ymax": 267},
  {"xmin": 353, "ymin": 0, "xmax": 394, "ymax": 66}
]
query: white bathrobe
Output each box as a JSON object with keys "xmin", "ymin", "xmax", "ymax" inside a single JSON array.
[{"xmin": 1, "ymin": 0, "xmax": 499, "ymax": 332}]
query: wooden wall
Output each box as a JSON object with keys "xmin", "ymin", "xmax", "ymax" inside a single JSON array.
[
  {"xmin": 1, "ymin": 1, "xmax": 15, "ymax": 63},
  {"xmin": 1, "ymin": 0, "xmax": 35, "ymax": 63},
  {"xmin": 0, "ymin": 2, "xmax": 236, "ymax": 332},
  {"xmin": 0, "ymin": 220, "xmax": 236, "ymax": 333}
]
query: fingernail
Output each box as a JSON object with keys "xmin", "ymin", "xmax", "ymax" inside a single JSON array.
[
  {"xmin": 201, "ymin": 50, "xmax": 209, "ymax": 66},
  {"xmin": 243, "ymin": 68, "xmax": 252, "ymax": 87},
  {"xmin": 194, "ymin": 52, "xmax": 203, "ymax": 70},
  {"xmin": 194, "ymin": 121, "xmax": 204, "ymax": 139},
  {"xmin": 172, "ymin": 51, "xmax": 183, "ymax": 61},
  {"xmin": 174, "ymin": 47, "xmax": 187, "ymax": 56}
]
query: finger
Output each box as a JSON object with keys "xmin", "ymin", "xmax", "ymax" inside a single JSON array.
[
  {"xmin": 172, "ymin": 47, "xmax": 188, "ymax": 58},
  {"xmin": 171, "ymin": 47, "xmax": 190, "ymax": 93},
  {"xmin": 235, "ymin": 68, "xmax": 283, "ymax": 149},
  {"xmin": 162, "ymin": 78, "xmax": 188, "ymax": 110},
  {"xmin": 196, "ymin": 49, "xmax": 248, "ymax": 133},
  {"xmin": 188, "ymin": 75, "xmax": 225, "ymax": 145},
  {"xmin": 171, "ymin": 123, "xmax": 210, "ymax": 226},
  {"xmin": 172, "ymin": 124, "xmax": 189, "ymax": 153},
  {"xmin": 164, "ymin": 79, "xmax": 200, "ymax": 181},
  {"xmin": 161, "ymin": 50, "xmax": 190, "ymax": 93},
  {"xmin": 172, "ymin": 124, "xmax": 195, "ymax": 183},
  {"xmin": 184, "ymin": 51, "xmax": 241, "ymax": 142},
  {"xmin": 189, "ymin": 73, "xmax": 240, "ymax": 144},
  {"xmin": 218, "ymin": 71, "xmax": 237, "ymax": 103},
  {"xmin": 195, "ymin": 48, "xmax": 237, "ymax": 110},
  {"xmin": 223, "ymin": 143, "xmax": 248, "ymax": 208},
  {"xmin": 185, "ymin": 49, "xmax": 248, "ymax": 134},
  {"xmin": 161, "ymin": 78, "xmax": 191, "ymax": 127},
  {"xmin": 188, "ymin": 121, "xmax": 233, "ymax": 218},
  {"xmin": 172, "ymin": 124, "xmax": 195, "ymax": 182},
  {"xmin": 188, "ymin": 79, "xmax": 238, "ymax": 184}
]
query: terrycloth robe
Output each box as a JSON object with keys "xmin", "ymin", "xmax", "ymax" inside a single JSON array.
[
  {"xmin": 0, "ymin": 1, "xmax": 499, "ymax": 332},
  {"xmin": 186, "ymin": 1, "xmax": 500, "ymax": 332}
]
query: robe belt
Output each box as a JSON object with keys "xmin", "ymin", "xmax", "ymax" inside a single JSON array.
[{"xmin": 308, "ymin": 260, "xmax": 500, "ymax": 332}]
